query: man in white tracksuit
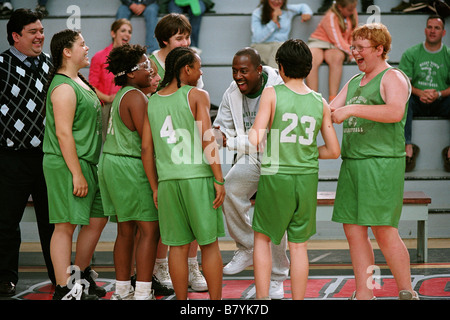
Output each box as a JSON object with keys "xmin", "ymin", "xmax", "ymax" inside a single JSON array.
[{"xmin": 213, "ymin": 47, "xmax": 289, "ymax": 299}]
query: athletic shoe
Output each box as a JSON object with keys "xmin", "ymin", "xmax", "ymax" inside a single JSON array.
[
  {"xmin": 53, "ymin": 283, "xmax": 99, "ymax": 300},
  {"xmin": 152, "ymin": 275, "xmax": 175, "ymax": 296},
  {"xmin": 110, "ymin": 288, "xmax": 135, "ymax": 300},
  {"xmin": 0, "ymin": 2, "xmax": 13, "ymax": 18},
  {"xmin": 269, "ymin": 280, "xmax": 284, "ymax": 299},
  {"xmin": 153, "ymin": 260, "xmax": 173, "ymax": 288},
  {"xmin": 349, "ymin": 291, "xmax": 376, "ymax": 300},
  {"xmin": 134, "ymin": 289, "xmax": 156, "ymax": 300},
  {"xmin": 399, "ymin": 290, "xmax": 420, "ymax": 300},
  {"xmin": 188, "ymin": 261, "xmax": 208, "ymax": 292},
  {"xmin": 223, "ymin": 249, "xmax": 253, "ymax": 275},
  {"xmin": 82, "ymin": 266, "xmax": 106, "ymax": 298}
]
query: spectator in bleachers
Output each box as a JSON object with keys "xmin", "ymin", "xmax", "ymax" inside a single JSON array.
[
  {"xmin": 44, "ymin": 29, "xmax": 107, "ymax": 300},
  {"xmin": 213, "ymin": 47, "xmax": 290, "ymax": 299},
  {"xmin": 35, "ymin": 0, "xmax": 49, "ymax": 17},
  {"xmin": 89, "ymin": 18, "xmax": 132, "ymax": 142},
  {"xmin": 0, "ymin": 1, "xmax": 48, "ymax": 18},
  {"xmin": 318, "ymin": 0, "xmax": 373, "ymax": 13},
  {"xmin": 116, "ymin": 0, "xmax": 159, "ymax": 53},
  {"xmin": 399, "ymin": 15, "xmax": 450, "ymax": 172},
  {"xmin": 0, "ymin": 8, "xmax": 55, "ymax": 297},
  {"xmin": 330, "ymin": 23, "xmax": 418, "ymax": 300},
  {"xmin": 159, "ymin": 0, "xmax": 215, "ymax": 54},
  {"xmin": 306, "ymin": 0, "xmax": 358, "ymax": 103},
  {"xmin": 250, "ymin": 0, "xmax": 312, "ymax": 69},
  {"xmin": 149, "ymin": 13, "xmax": 208, "ymax": 292}
]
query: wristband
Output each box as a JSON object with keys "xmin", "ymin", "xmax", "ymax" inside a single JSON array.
[
  {"xmin": 213, "ymin": 177, "xmax": 225, "ymax": 185},
  {"xmin": 438, "ymin": 91, "xmax": 442, "ymax": 99}
]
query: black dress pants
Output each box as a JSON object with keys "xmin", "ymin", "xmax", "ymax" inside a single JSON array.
[{"xmin": 0, "ymin": 149, "xmax": 55, "ymax": 285}]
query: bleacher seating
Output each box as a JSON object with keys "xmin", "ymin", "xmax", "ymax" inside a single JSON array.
[{"xmin": 1, "ymin": 0, "xmax": 448, "ymax": 242}]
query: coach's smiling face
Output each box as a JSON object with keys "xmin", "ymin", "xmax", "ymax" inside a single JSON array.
[{"xmin": 232, "ymin": 54, "xmax": 263, "ymax": 96}]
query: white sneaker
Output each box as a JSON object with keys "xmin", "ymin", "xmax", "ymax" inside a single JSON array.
[
  {"xmin": 223, "ymin": 249, "xmax": 253, "ymax": 275},
  {"xmin": 110, "ymin": 288, "xmax": 135, "ymax": 300},
  {"xmin": 188, "ymin": 261, "xmax": 208, "ymax": 292},
  {"xmin": 269, "ymin": 280, "xmax": 284, "ymax": 299},
  {"xmin": 153, "ymin": 261, "xmax": 173, "ymax": 289},
  {"xmin": 134, "ymin": 289, "xmax": 156, "ymax": 300}
]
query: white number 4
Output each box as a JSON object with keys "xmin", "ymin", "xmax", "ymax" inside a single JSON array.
[
  {"xmin": 280, "ymin": 113, "xmax": 316, "ymax": 146},
  {"xmin": 160, "ymin": 115, "xmax": 177, "ymax": 144}
]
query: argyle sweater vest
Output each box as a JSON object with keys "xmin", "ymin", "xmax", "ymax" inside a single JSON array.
[{"xmin": 0, "ymin": 49, "xmax": 52, "ymax": 151}]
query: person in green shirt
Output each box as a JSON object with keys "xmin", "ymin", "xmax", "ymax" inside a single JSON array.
[
  {"xmin": 399, "ymin": 15, "xmax": 450, "ymax": 172},
  {"xmin": 330, "ymin": 23, "xmax": 418, "ymax": 300},
  {"xmin": 99, "ymin": 43, "xmax": 160, "ymax": 300},
  {"xmin": 141, "ymin": 46, "xmax": 225, "ymax": 300},
  {"xmin": 43, "ymin": 29, "xmax": 106, "ymax": 300},
  {"xmin": 249, "ymin": 39, "xmax": 340, "ymax": 300}
]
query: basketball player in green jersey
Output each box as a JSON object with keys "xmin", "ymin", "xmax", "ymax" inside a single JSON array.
[
  {"xmin": 98, "ymin": 44, "xmax": 160, "ymax": 300},
  {"xmin": 141, "ymin": 47, "xmax": 225, "ymax": 300},
  {"xmin": 249, "ymin": 39, "xmax": 340, "ymax": 300},
  {"xmin": 330, "ymin": 23, "xmax": 418, "ymax": 300}
]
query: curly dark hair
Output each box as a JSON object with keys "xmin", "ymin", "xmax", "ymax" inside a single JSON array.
[
  {"xmin": 106, "ymin": 43, "xmax": 147, "ymax": 86},
  {"xmin": 159, "ymin": 46, "xmax": 197, "ymax": 89}
]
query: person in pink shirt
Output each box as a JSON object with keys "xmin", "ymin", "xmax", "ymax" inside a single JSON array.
[
  {"xmin": 306, "ymin": 0, "xmax": 358, "ymax": 102},
  {"xmin": 89, "ymin": 18, "xmax": 132, "ymax": 142}
]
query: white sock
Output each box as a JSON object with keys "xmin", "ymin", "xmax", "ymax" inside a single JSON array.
[
  {"xmin": 115, "ymin": 280, "xmax": 132, "ymax": 297},
  {"xmin": 188, "ymin": 257, "xmax": 198, "ymax": 265},
  {"xmin": 155, "ymin": 258, "xmax": 168, "ymax": 264},
  {"xmin": 134, "ymin": 281, "xmax": 152, "ymax": 300}
]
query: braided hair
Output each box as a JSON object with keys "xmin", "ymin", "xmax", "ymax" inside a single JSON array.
[
  {"xmin": 44, "ymin": 29, "xmax": 96, "ymax": 99},
  {"xmin": 106, "ymin": 43, "xmax": 146, "ymax": 87},
  {"xmin": 159, "ymin": 46, "xmax": 198, "ymax": 89}
]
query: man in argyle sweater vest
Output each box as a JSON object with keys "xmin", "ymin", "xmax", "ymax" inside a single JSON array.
[{"xmin": 0, "ymin": 8, "xmax": 55, "ymax": 296}]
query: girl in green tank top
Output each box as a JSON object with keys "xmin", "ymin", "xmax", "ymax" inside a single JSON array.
[
  {"xmin": 43, "ymin": 29, "xmax": 106, "ymax": 300},
  {"xmin": 99, "ymin": 44, "xmax": 161, "ymax": 300},
  {"xmin": 141, "ymin": 47, "xmax": 225, "ymax": 300}
]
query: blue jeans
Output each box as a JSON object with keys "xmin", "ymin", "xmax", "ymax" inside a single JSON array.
[
  {"xmin": 168, "ymin": 0, "xmax": 206, "ymax": 48},
  {"xmin": 116, "ymin": 2, "xmax": 159, "ymax": 53},
  {"xmin": 405, "ymin": 94, "xmax": 450, "ymax": 144}
]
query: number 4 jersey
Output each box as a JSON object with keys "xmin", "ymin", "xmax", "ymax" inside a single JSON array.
[
  {"xmin": 147, "ymin": 85, "xmax": 213, "ymax": 182},
  {"xmin": 261, "ymin": 85, "xmax": 323, "ymax": 176}
]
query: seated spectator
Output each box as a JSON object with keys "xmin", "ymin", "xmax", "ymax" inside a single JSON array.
[
  {"xmin": 159, "ymin": 0, "xmax": 215, "ymax": 54},
  {"xmin": 398, "ymin": 15, "xmax": 450, "ymax": 172},
  {"xmin": 250, "ymin": 0, "xmax": 312, "ymax": 69},
  {"xmin": 306, "ymin": 0, "xmax": 358, "ymax": 102},
  {"xmin": 116, "ymin": 0, "xmax": 159, "ymax": 53},
  {"xmin": 89, "ymin": 18, "xmax": 133, "ymax": 142},
  {"xmin": 35, "ymin": 0, "xmax": 49, "ymax": 17}
]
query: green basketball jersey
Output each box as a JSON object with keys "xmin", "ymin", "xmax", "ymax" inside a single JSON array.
[
  {"xmin": 261, "ymin": 85, "xmax": 323, "ymax": 175},
  {"xmin": 102, "ymin": 86, "xmax": 142, "ymax": 158},
  {"xmin": 147, "ymin": 85, "xmax": 213, "ymax": 181},
  {"xmin": 342, "ymin": 67, "xmax": 408, "ymax": 159},
  {"xmin": 43, "ymin": 74, "xmax": 102, "ymax": 164}
]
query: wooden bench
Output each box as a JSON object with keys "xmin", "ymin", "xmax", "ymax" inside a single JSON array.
[{"xmin": 316, "ymin": 191, "xmax": 431, "ymax": 263}]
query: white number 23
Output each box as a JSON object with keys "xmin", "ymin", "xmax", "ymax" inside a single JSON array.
[{"xmin": 280, "ymin": 113, "xmax": 316, "ymax": 145}]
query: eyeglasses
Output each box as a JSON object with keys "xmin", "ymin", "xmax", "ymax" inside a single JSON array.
[
  {"xmin": 114, "ymin": 59, "xmax": 152, "ymax": 78},
  {"xmin": 350, "ymin": 45, "xmax": 377, "ymax": 52}
]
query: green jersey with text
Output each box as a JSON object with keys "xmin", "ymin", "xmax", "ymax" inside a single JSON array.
[
  {"xmin": 262, "ymin": 85, "xmax": 323, "ymax": 175},
  {"xmin": 342, "ymin": 67, "xmax": 409, "ymax": 159},
  {"xmin": 147, "ymin": 85, "xmax": 213, "ymax": 181},
  {"xmin": 102, "ymin": 86, "xmax": 142, "ymax": 158}
]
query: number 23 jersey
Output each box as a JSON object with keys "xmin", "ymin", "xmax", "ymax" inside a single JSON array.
[{"xmin": 262, "ymin": 85, "xmax": 323, "ymax": 175}]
